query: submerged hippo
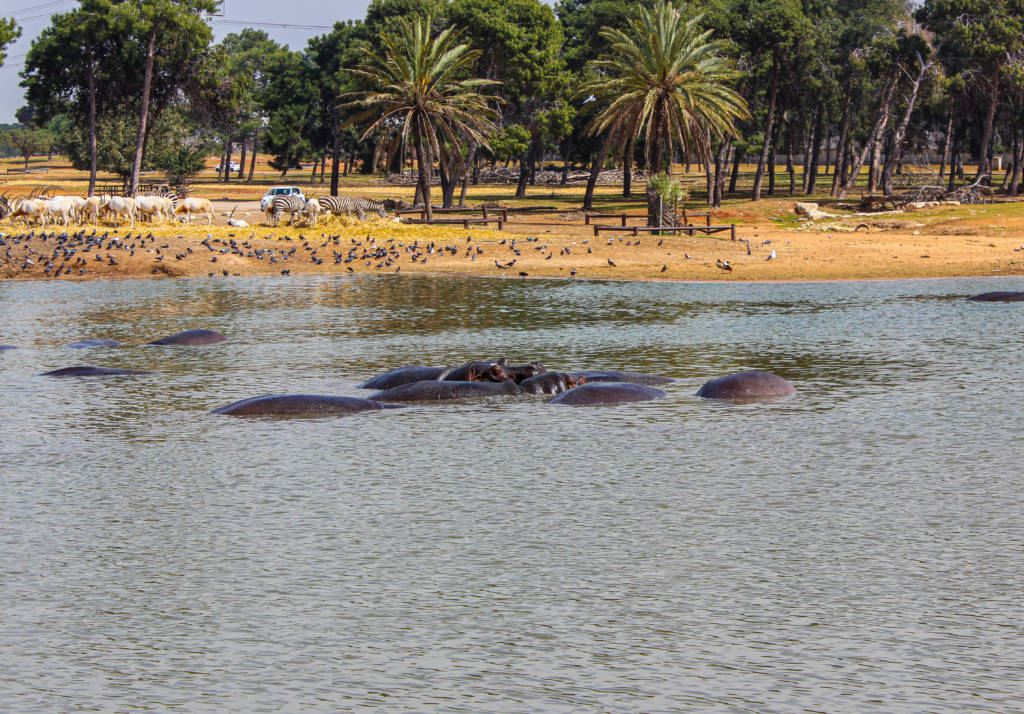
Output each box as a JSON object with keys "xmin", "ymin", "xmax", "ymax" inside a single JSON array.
[
  {"xmin": 0, "ymin": 345, "xmax": 16, "ymax": 350},
  {"xmin": 212, "ymin": 394, "xmax": 401, "ymax": 417},
  {"xmin": 41, "ymin": 365, "xmax": 154, "ymax": 377},
  {"xmin": 696, "ymin": 371, "xmax": 795, "ymax": 399},
  {"xmin": 358, "ymin": 366, "xmax": 448, "ymax": 390},
  {"xmin": 966, "ymin": 291, "xmax": 1024, "ymax": 302},
  {"xmin": 549, "ymin": 382, "xmax": 668, "ymax": 406},
  {"xmin": 148, "ymin": 329, "xmax": 227, "ymax": 346},
  {"xmin": 369, "ymin": 379, "xmax": 522, "ymax": 402},
  {"xmin": 567, "ymin": 370, "xmax": 675, "ymax": 386},
  {"xmin": 520, "ymin": 371, "xmax": 584, "ymax": 395},
  {"xmin": 69, "ymin": 339, "xmax": 123, "ymax": 349}
]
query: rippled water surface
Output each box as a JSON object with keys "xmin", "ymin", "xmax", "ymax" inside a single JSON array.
[{"xmin": 2, "ymin": 274, "xmax": 1023, "ymax": 712}]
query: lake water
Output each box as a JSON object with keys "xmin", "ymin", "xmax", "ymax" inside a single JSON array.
[{"xmin": 2, "ymin": 274, "xmax": 1023, "ymax": 712}]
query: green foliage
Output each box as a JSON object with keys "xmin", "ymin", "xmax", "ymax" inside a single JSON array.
[
  {"xmin": 0, "ymin": 129, "xmax": 51, "ymax": 169},
  {"xmin": 342, "ymin": 14, "xmax": 501, "ymax": 212},
  {"xmin": 580, "ymin": 1, "xmax": 749, "ymax": 171},
  {"xmin": 0, "ymin": 17, "xmax": 20, "ymax": 67},
  {"xmin": 489, "ymin": 124, "xmax": 531, "ymax": 162},
  {"xmin": 647, "ymin": 172, "xmax": 688, "ymax": 204},
  {"xmin": 155, "ymin": 144, "xmax": 211, "ymax": 185}
]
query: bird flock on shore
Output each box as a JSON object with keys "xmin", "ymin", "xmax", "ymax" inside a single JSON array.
[{"xmin": 0, "ymin": 225, "xmax": 770, "ymax": 280}]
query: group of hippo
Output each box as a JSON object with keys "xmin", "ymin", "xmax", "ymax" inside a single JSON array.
[
  {"xmin": 5, "ymin": 288, "xmax": 1018, "ymax": 416},
  {"xmin": 211, "ymin": 356, "xmax": 797, "ymax": 415},
  {"xmin": 1, "ymin": 329, "xmax": 797, "ymax": 416}
]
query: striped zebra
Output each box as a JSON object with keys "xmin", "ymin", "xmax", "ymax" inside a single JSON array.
[
  {"xmin": 317, "ymin": 196, "xmax": 387, "ymax": 221},
  {"xmin": 266, "ymin": 195, "xmax": 306, "ymax": 226}
]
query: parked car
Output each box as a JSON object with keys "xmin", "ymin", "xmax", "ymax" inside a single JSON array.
[
  {"xmin": 215, "ymin": 161, "xmax": 241, "ymax": 172},
  {"xmin": 260, "ymin": 186, "xmax": 306, "ymax": 210}
]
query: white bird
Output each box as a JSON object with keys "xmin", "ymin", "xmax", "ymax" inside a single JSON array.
[
  {"xmin": 766, "ymin": 249, "xmax": 776, "ymax": 261},
  {"xmin": 716, "ymin": 258, "xmax": 732, "ymax": 272}
]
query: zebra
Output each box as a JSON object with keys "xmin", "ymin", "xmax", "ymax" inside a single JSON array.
[
  {"xmin": 266, "ymin": 195, "xmax": 306, "ymax": 227},
  {"xmin": 317, "ymin": 196, "xmax": 387, "ymax": 221}
]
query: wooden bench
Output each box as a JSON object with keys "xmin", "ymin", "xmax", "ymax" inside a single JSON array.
[
  {"xmin": 585, "ymin": 210, "xmax": 712, "ymax": 227},
  {"xmin": 396, "ymin": 206, "xmax": 509, "ymax": 221},
  {"xmin": 593, "ymin": 223, "xmax": 736, "ymax": 240},
  {"xmin": 403, "ymin": 217, "xmax": 504, "ymax": 230}
]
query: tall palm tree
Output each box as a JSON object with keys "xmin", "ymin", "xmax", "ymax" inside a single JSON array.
[
  {"xmin": 579, "ymin": 1, "xmax": 749, "ymax": 183},
  {"xmin": 342, "ymin": 17, "xmax": 500, "ymax": 220}
]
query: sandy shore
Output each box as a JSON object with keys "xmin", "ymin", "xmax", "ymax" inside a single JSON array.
[{"xmin": 2, "ymin": 199, "xmax": 1024, "ymax": 283}]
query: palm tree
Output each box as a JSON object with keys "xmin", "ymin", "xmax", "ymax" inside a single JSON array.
[
  {"xmin": 579, "ymin": 1, "xmax": 749, "ymax": 190},
  {"xmin": 342, "ymin": 17, "xmax": 500, "ymax": 220}
]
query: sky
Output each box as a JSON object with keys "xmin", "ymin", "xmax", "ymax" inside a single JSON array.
[{"xmin": 0, "ymin": 0, "xmax": 377, "ymax": 123}]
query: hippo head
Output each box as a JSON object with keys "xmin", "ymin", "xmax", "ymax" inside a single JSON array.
[
  {"xmin": 509, "ymin": 361, "xmax": 547, "ymax": 383},
  {"xmin": 565, "ymin": 374, "xmax": 586, "ymax": 389}
]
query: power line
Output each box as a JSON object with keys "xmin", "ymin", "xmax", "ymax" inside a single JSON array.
[
  {"xmin": 8, "ymin": 0, "xmax": 72, "ymax": 20},
  {"xmin": 212, "ymin": 19, "xmax": 334, "ymax": 32}
]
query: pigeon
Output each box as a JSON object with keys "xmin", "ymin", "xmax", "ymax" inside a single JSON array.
[
  {"xmin": 607, "ymin": 258, "xmax": 616, "ymax": 267},
  {"xmin": 716, "ymin": 259, "xmax": 732, "ymax": 272},
  {"xmin": 766, "ymin": 250, "xmax": 776, "ymax": 261},
  {"xmin": 661, "ymin": 265, "xmax": 667, "ymax": 272},
  {"xmin": 746, "ymin": 242, "xmax": 751, "ymax": 255}
]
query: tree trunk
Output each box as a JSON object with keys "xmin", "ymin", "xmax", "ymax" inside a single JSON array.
[
  {"xmin": 238, "ymin": 133, "xmax": 247, "ymax": 181},
  {"xmin": 806, "ymin": 104, "xmax": 824, "ymax": 194},
  {"xmin": 882, "ymin": 56, "xmax": 933, "ymax": 196},
  {"xmin": 830, "ymin": 94, "xmax": 852, "ymax": 196},
  {"xmin": 459, "ymin": 142, "xmax": 477, "ymax": 207},
  {"xmin": 786, "ymin": 126, "xmax": 796, "ymax": 196},
  {"xmin": 129, "ymin": 21, "xmax": 158, "ymax": 196},
  {"xmin": 87, "ymin": 55, "xmax": 97, "ymax": 196},
  {"xmin": 413, "ymin": 117, "xmax": 433, "ymax": 220},
  {"xmin": 751, "ymin": 49, "xmax": 778, "ymax": 200},
  {"xmin": 224, "ymin": 138, "xmax": 232, "ymax": 183},
  {"xmin": 868, "ymin": 139, "xmax": 880, "ymax": 193},
  {"xmin": 247, "ymin": 132, "xmax": 258, "ymax": 182},
  {"xmin": 1010, "ymin": 131, "xmax": 1023, "ymax": 196},
  {"xmin": 728, "ymin": 143, "xmax": 742, "ymax": 193},
  {"xmin": 938, "ymin": 112, "xmax": 953, "ymax": 181},
  {"xmin": 948, "ymin": 132, "xmax": 961, "ymax": 191},
  {"xmin": 768, "ymin": 121, "xmax": 777, "ymax": 195},
  {"xmin": 583, "ymin": 129, "xmax": 616, "ymax": 211},
  {"xmin": 976, "ymin": 65, "xmax": 1000, "ymax": 183},
  {"xmin": 330, "ymin": 109, "xmax": 341, "ymax": 196},
  {"xmin": 837, "ymin": 74, "xmax": 898, "ymax": 199},
  {"xmin": 623, "ymin": 132, "xmax": 635, "ymax": 198},
  {"xmin": 712, "ymin": 136, "xmax": 731, "ymax": 208},
  {"xmin": 515, "ymin": 146, "xmax": 530, "ymax": 199}
]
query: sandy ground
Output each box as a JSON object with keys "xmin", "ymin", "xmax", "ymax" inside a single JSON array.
[{"xmin": 3, "ymin": 189, "xmax": 1024, "ymax": 283}]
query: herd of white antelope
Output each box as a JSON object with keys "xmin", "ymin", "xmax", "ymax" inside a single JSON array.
[{"xmin": 0, "ymin": 193, "xmax": 215, "ymax": 228}]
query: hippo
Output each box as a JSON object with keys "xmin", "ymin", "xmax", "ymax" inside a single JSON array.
[
  {"xmin": 966, "ymin": 291, "xmax": 1024, "ymax": 302},
  {"xmin": 0, "ymin": 345, "xmax": 16, "ymax": 350},
  {"xmin": 696, "ymin": 371, "xmax": 795, "ymax": 399},
  {"xmin": 41, "ymin": 366, "xmax": 155, "ymax": 377},
  {"xmin": 505, "ymin": 361, "xmax": 547, "ymax": 383},
  {"xmin": 368, "ymin": 379, "xmax": 522, "ymax": 402},
  {"xmin": 69, "ymin": 339, "xmax": 123, "ymax": 349},
  {"xmin": 442, "ymin": 360, "xmax": 511, "ymax": 383},
  {"xmin": 357, "ymin": 366, "xmax": 448, "ymax": 390},
  {"xmin": 567, "ymin": 370, "xmax": 675, "ymax": 386},
  {"xmin": 548, "ymin": 382, "xmax": 668, "ymax": 406},
  {"xmin": 520, "ymin": 371, "xmax": 584, "ymax": 395},
  {"xmin": 148, "ymin": 329, "xmax": 227, "ymax": 346},
  {"xmin": 211, "ymin": 394, "xmax": 402, "ymax": 417}
]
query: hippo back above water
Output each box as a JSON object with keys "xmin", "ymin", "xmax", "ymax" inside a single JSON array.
[
  {"xmin": 549, "ymin": 382, "xmax": 668, "ymax": 405},
  {"xmin": 357, "ymin": 366, "xmax": 448, "ymax": 389},
  {"xmin": 696, "ymin": 371, "xmax": 795, "ymax": 399},
  {"xmin": 41, "ymin": 365, "xmax": 154, "ymax": 377},
  {"xmin": 966, "ymin": 291, "xmax": 1024, "ymax": 302},
  {"xmin": 368, "ymin": 379, "xmax": 522, "ymax": 402},
  {"xmin": 148, "ymin": 329, "xmax": 227, "ymax": 346},
  {"xmin": 212, "ymin": 394, "xmax": 402, "ymax": 417}
]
